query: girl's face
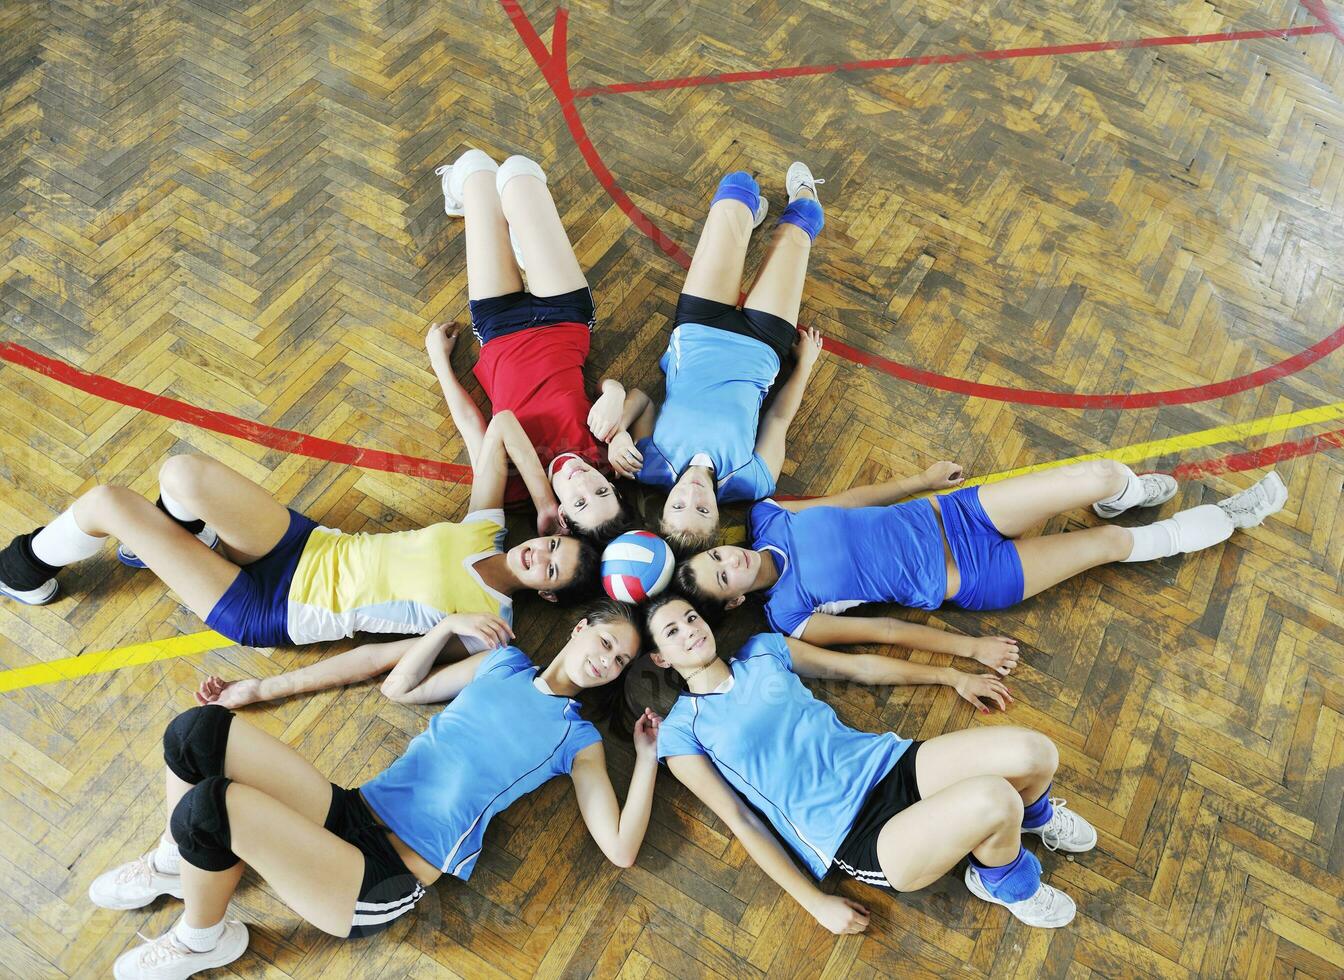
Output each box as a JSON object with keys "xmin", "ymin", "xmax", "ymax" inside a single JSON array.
[
  {"xmin": 647, "ymin": 599, "xmax": 718, "ymax": 672},
  {"xmin": 662, "ymin": 469, "xmax": 718, "ymax": 538},
  {"xmin": 559, "ymin": 616, "xmax": 641, "ymax": 689},
  {"xmin": 687, "ymin": 546, "xmax": 757, "ymax": 600},
  {"xmin": 506, "ymin": 535, "xmax": 584, "ymax": 592},
  {"xmin": 551, "ymin": 455, "xmax": 621, "ymax": 532}
]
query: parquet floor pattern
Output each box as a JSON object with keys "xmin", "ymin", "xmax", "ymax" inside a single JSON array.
[{"xmin": 1, "ymin": 0, "xmax": 1343, "ymax": 976}]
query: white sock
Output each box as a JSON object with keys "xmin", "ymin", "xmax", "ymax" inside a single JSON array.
[
  {"xmin": 159, "ymin": 488, "xmax": 200, "ymax": 524},
  {"xmin": 1121, "ymin": 505, "xmax": 1233, "ymax": 562},
  {"xmin": 174, "ymin": 916, "xmax": 224, "ymax": 953},
  {"xmin": 30, "ymin": 508, "xmax": 105, "ymax": 567},
  {"xmin": 153, "ymin": 834, "xmax": 181, "ymax": 875},
  {"xmin": 1094, "ymin": 465, "xmax": 1145, "ymax": 513}
]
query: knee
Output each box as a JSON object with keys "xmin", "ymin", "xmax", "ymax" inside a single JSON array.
[
  {"xmin": 159, "ymin": 454, "xmax": 211, "ymax": 502},
  {"xmin": 1097, "ymin": 523, "xmax": 1134, "ymax": 561},
  {"xmin": 163, "ymin": 705, "xmax": 234, "ymax": 784},
  {"xmin": 1086, "ymin": 458, "xmax": 1130, "ymax": 495},
  {"xmin": 1011, "ymin": 729, "xmax": 1059, "ymax": 782},
  {"xmin": 971, "ymin": 776, "xmax": 1025, "ymax": 830},
  {"xmin": 170, "ymin": 776, "xmax": 239, "ymax": 872}
]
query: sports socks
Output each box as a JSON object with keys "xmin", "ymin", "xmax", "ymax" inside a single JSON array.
[
  {"xmin": 1121, "ymin": 504, "xmax": 1234, "ymax": 563},
  {"xmin": 1093, "ymin": 465, "xmax": 1146, "ymax": 514},
  {"xmin": 158, "ymin": 492, "xmax": 206, "ymax": 534},
  {"xmin": 710, "ymin": 171, "xmax": 761, "ymax": 213},
  {"xmin": 31, "ymin": 508, "xmax": 105, "ymax": 567},
  {"xmin": 153, "ymin": 833, "xmax": 182, "ymax": 875},
  {"xmin": 1022, "ymin": 786, "xmax": 1054, "ymax": 831},
  {"xmin": 778, "ymin": 197, "xmax": 824, "ymax": 241},
  {"xmin": 970, "ymin": 845, "xmax": 1042, "ymax": 903},
  {"xmin": 174, "ymin": 916, "xmax": 224, "ymax": 953}
]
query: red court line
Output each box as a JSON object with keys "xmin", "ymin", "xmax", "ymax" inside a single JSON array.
[
  {"xmin": 1302, "ymin": 0, "xmax": 1344, "ymax": 44},
  {"xmin": 574, "ymin": 24, "xmax": 1328, "ymax": 98},
  {"xmin": 1171, "ymin": 425, "xmax": 1344, "ymax": 480},
  {"xmin": 0, "ymin": 343, "xmax": 473, "ymax": 484},
  {"xmin": 502, "ymin": 2, "xmax": 1344, "ymax": 409}
]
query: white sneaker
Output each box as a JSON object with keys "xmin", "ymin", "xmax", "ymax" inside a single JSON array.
[
  {"xmin": 1022, "ymin": 799, "xmax": 1098, "ymax": 853},
  {"xmin": 118, "ymin": 526, "xmax": 219, "ymax": 570},
  {"xmin": 750, "ymin": 194, "xmax": 769, "ymax": 229},
  {"xmin": 0, "ymin": 576, "xmax": 58, "ymax": 605},
  {"xmin": 965, "ymin": 865, "xmax": 1077, "ymax": 928},
  {"xmin": 785, "ymin": 161, "xmax": 825, "ymax": 203},
  {"xmin": 1093, "ymin": 473, "xmax": 1178, "ymax": 518},
  {"xmin": 435, "ymin": 148, "xmax": 499, "ymax": 217},
  {"xmin": 1216, "ymin": 472, "xmax": 1288, "ymax": 529},
  {"xmin": 89, "ymin": 851, "xmax": 184, "ymax": 910},
  {"xmin": 113, "ymin": 921, "xmax": 247, "ymax": 980}
]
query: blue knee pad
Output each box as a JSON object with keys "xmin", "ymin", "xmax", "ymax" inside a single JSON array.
[
  {"xmin": 972, "ymin": 845, "xmax": 1042, "ymax": 903},
  {"xmin": 778, "ymin": 198, "xmax": 824, "ymax": 240},
  {"xmin": 170, "ymin": 775, "xmax": 239, "ymax": 872},
  {"xmin": 163, "ymin": 704, "xmax": 234, "ymax": 784},
  {"xmin": 711, "ymin": 171, "xmax": 761, "ymax": 213}
]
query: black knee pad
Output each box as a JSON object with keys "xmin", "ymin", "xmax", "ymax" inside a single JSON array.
[
  {"xmin": 170, "ymin": 775, "xmax": 239, "ymax": 872},
  {"xmin": 163, "ymin": 704, "xmax": 234, "ymax": 784}
]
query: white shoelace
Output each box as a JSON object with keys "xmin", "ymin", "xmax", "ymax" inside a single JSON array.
[
  {"xmin": 116, "ymin": 852, "xmax": 156, "ymax": 884},
  {"xmin": 1039, "ymin": 798, "xmax": 1084, "ymax": 851},
  {"xmin": 1013, "ymin": 883, "xmax": 1064, "ymax": 916},
  {"xmin": 134, "ymin": 931, "xmax": 193, "ymax": 968}
]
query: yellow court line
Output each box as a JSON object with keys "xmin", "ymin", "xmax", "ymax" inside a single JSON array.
[{"xmin": 3, "ymin": 397, "xmax": 1344, "ymax": 694}]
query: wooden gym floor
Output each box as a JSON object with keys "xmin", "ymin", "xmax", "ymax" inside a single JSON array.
[{"xmin": 2, "ymin": 0, "xmax": 1343, "ymax": 976}]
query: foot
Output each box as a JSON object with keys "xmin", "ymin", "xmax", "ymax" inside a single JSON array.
[
  {"xmin": 435, "ymin": 148, "xmax": 498, "ymax": 217},
  {"xmin": 112, "ymin": 920, "xmax": 247, "ymax": 980},
  {"xmin": 0, "ymin": 576, "xmax": 58, "ymax": 606},
  {"xmin": 964, "ymin": 866, "xmax": 1076, "ymax": 928},
  {"xmin": 89, "ymin": 851, "xmax": 183, "ymax": 910},
  {"xmin": 1022, "ymin": 799, "xmax": 1098, "ymax": 853},
  {"xmin": 785, "ymin": 161, "xmax": 825, "ymax": 203},
  {"xmin": 1093, "ymin": 473, "xmax": 1178, "ymax": 518},
  {"xmin": 118, "ymin": 526, "xmax": 219, "ymax": 570},
  {"xmin": 1216, "ymin": 472, "xmax": 1288, "ymax": 529}
]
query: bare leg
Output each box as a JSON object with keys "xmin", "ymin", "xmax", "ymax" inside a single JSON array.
[
  {"xmin": 876, "ymin": 776, "xmax": 1024, "ymax": 891},
  {"xmin": 976, "ymin": 459, "xmax": 1131, "ymax": 539},
  {"xmin": 681, "ymin": 199, "xmax": 754, "ymax": 305},
  {"xmin": 72, "ymin": 486, "xmax": 239, "ymax": 618},
  {"xmin": 1013, "ymin": 525, "xmax": 1133, "ymax": 599},
  {"xmin": 464, "ymin": 169, "xmax": 524, "ymax": 301},
  {"xmin": 914, "ymin": 727, "xmax": 1058, "ymax": 804},
  {"xmin": 741, "ymin": 221, "xmax": 813, "ymax": 326},
  {"xmin": 498, "ymin": 175, "xmax": 586, "ymax": 297},
  {"xmin": 181, "ymin": 861, "xmax": 245, "ymax": 928},
  {"xmin": 158, "ymin": 455, "xmax": 293, "ymax": 564}
]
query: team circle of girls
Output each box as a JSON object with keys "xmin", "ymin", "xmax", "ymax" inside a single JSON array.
[{"xmin": 0, "ymin": 147, "xmax": 1291, "ymax": 979}]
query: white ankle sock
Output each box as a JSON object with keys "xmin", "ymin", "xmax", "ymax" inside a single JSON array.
[
  {"xmin": 1094, "ymin": 465, "xmax": 1145, "ymax": 513},
  {"xmin": 31, "ymin": 509, "xmax": 105, "ymax": 567},
  {"xmin": 1122, "ymin": 505, "xmax": 1233, "ymax": 562},
  {"xmin": 153, "ymin": 834, "xmax": 181, "ymax": 875},
  {"xmin": 174, "ymin": 916, "xmax": 224, "ymax": 953},
  {"xmin": 159, "ymin": 488, "xmax": 200, "ymax": 524}
]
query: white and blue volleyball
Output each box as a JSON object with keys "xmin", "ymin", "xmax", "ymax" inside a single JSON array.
[{"xmin": 601, "ymin": 530, "xmax": 675, "ymax": 604}]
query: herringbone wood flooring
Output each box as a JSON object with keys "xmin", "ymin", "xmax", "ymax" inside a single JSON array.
[{"xmin": 2, "ymin": 0, "xmax": 1343, "ymax": 976}]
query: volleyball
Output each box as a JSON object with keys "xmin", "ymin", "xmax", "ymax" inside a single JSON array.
[{"xmin": 600, "ymin": 530, "xmax": 675, "ymax": 604}]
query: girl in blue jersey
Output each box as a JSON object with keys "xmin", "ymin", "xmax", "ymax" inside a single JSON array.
[
  {"xmin": 606, "ymin": 164, "xmax": 828, "ymax": 555},
  {"xmin": 646, "ymin": 595, "xmax": 1097, "ymax": 932},
  {"xmin": 89, "ymin": 601, "xmax": 661, "ymax": 979},
  {"xmin": 675, "ymin": 460, "xmax": 1288, "ymax": 672}
]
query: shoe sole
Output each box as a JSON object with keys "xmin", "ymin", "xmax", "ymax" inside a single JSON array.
[
  {"xmin": 88, "ymin": 884, "xmax": 184, "ymax": 910},
  {"xmin": 964, "ymin": 867, "xmax": 1076, "ymax": 928},
  {"xmin": 0, "ymin": 582, "xmax": 58, "ymax": 606}
]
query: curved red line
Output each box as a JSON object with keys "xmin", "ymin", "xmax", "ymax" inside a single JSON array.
[
  {"xmin": 0, "ymin": 342, "xmax": 473, "ymax": 484},
  {"xmin": 503, "ymin": 1, "xmax": 1344, "ymax": 410}
]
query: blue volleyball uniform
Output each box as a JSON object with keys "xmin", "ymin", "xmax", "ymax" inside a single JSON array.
[
  {"xmin": 635, "ymin": 322, "xmax": 780, "ymax": 502},
  {"xmin": 360, "ymin": 647, "xmax": 601, "ymax": 879},
  {"xmin": 657, "ymin": 633, "xmax": 911, "ymax": 879}
]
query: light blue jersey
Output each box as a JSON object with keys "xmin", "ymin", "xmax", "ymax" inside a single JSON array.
[
  {"xmin": 635, "ymin": 323, "xmax": 779, "ymax": 502},
  {"xmin": 657, "ymin": 633, "xmax": 911, "ymax": 879},
  {"xmin": 749, "ymin": 499, "xmax": 948, "ymax": 637},
  {"xmin": 361, "ymin": 646, "xmax": 601, "ymax": 879}
]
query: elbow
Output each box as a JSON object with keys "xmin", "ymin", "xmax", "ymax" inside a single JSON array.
[{"xmin": 380, "ymin": 680, "xmax": 412, "ymax": 703}]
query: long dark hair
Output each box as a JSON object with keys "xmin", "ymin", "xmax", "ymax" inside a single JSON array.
[
  {"xmin": 672, "ymin": 560, "xmax": 732, "ymax": 623},
  {"xmin": 572, "ymin": 598, "xmax": 641, "ymax": 727}
]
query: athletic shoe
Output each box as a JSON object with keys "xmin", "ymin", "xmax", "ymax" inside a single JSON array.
[
  {"xmin": 785, "ymin": 161, "xmax": 825, "ymax": 203},
  {"xmin": 89, "ymin": 851, "xmax": 184, "ymax": 910},
  {"xmin": 1216, "ymin": 471, "xmax": 1288, "ymax": 529},
  {"xmin": 1022, "ymin": 799, "xmax": 1098, "ymax": 853},
  {"xmin": 750, "ymin": 194, "xmax": 769, "ymax": 229},
  {"xmin": 965, "ymin": 866, "xmax": 1077, "ymax": 928},
  {"xmin": 112, "ymin": 920, "xmax": 247, "ymax": 980},
  {"xmin": 0, "ymin": 576, "xmax": 58, "ymax": 606},
  {"xmin": 1093, "ymin": 473, "xmax": 1178, "ymax": 518},
  {"xmin": 117, "ymin": 526, "xmax": 219, "ymax": 570},
  {"xmin": 435, "ymin": 148, "xmax": 499, "ymax": 217}
]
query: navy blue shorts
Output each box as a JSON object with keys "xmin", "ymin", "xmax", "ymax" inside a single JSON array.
[
  {"xmin": 204, "ymin": 510, "xmax": 317, "ymax": 647},
  {"xmin": 936, "ymin": 487, "xmax": 1025, "ymax": 611},
  {"xmin": 468, "ymin": 286, "xmax": 596, "ymax": 345}
]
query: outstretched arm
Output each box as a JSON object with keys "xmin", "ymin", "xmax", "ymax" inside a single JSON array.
[
  {"xmin": 799, "ymin": 613, "xmax": 1020, "ymax": 676},
  {"xmin": 427, "ymin": 322, "xmax": 488, "ymax": 468},
  {"xmin": 754, "ymin": 327, "xmax": 824, "ymax": 479},
  {"xmin": 667, "ymin": 754, "xmax": 870, "ymax": 935},
  {"xmin": 780, "ymin": 461, "xmax": 964, "ymax": 512},
  {"xmin": 570, "ymin": 710, "xmax": 661, "ymax": 867}
]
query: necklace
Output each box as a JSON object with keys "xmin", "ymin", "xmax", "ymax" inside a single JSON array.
[{"xmin": 681, "ymin": 662, "xmax": 715, "ymax": 688}]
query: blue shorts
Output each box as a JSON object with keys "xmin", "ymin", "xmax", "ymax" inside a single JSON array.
[
  {"xmin": 205, "ymin": 510, "xmax": 317, "ymax": 647},
  {"xmin": 468, "ymin": 286, "xmax": 596, "ymax": 345},
  {"xmin": 936, "ymin": 487, "xmax": 1025, "ymax": 611}
]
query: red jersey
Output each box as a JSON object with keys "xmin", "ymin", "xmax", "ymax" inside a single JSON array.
[{"xmin": 473, "ymin": 322, "xmax": 607, "ymax": 503}]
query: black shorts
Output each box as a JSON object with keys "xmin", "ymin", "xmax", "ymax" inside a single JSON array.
[
  {"xmin": 830, "ymin": 741, "xmax": 923, "ymax": 891},
  {"xmin": 468, "ymin": 286, "xmax": 596, "ymax": 345},
  {"xmin": 675, "ymin": 293, "xmax": 796, "ymax": 366},
  {"xmin": 325, "ymin": 786, "xmax": 427, "ymax": 938}
]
